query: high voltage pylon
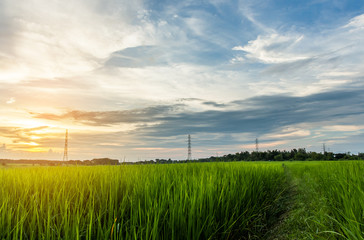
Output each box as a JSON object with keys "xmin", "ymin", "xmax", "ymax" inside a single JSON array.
[
  {"xmin": 63, "ymin": 129, "xmax": 68, "ymax": 161},
  {"xmin": 255, "ymin": 138, "xmax": 259, "ymax": 152},
  {"xmin": 187, "ymin": 134, "xmax": 192, "ymax": 160},
  {"xmin": 322, "ymin": 143, "xmax": 326, "ymax": 154}
]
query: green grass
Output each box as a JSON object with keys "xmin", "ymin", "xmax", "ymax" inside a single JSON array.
[
  {"xmin": 2, "ymin": 161, "xmax": 364, "ymax": 239},
  {"xmin": 303, "ymin": 162, "xmax": 364, "ymax": 239},
  {"xmin": 0, "ymin": 162, "xmax": 287, "ymax": 240},
  {"xmin": 270, "ymin": 161, "xmax": 364, "ymax": 240},
  {"xmin": 268, "ymin": 162, "xmax": 336, "ymax": 239}
]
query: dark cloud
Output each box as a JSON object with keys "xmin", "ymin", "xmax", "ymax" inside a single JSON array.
[
  {"xmin": 203, "ymin": 101, "xmax": 226, "ymax": 107},
  {"xmin": 32, "ymin": 89, "xmax": 364, "ymax": 142},
  {"xmin": 177, "ymin": 98, "xmax": 202, "ymax": 102},
  {"xmin": 32, "ymin": 105, "xmax": 185, "ymax": 126},
  {"xmin": 137, "ymin": 89, "xmax": 364, "ymax": 138}
]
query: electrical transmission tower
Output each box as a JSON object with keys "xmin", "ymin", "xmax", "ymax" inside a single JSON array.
[
  {"xmin": 322, "ymin": 143, "xmax": 326, "ymax": 154},
  {"xmin": 187, "ymin": 134, "xmax": 192, "ymax": 160},
  {"xmin": 255, "ymin": 138, "xmax": 259, "ymax": 152},
  {"xmin": 63, "ymin": 129, "xmax": 68, "ymax": 161}
]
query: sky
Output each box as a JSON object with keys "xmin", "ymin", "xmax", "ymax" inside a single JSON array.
[{"xmin": 1, "ymin": 0, "xmax": 364, "ymax": 161}]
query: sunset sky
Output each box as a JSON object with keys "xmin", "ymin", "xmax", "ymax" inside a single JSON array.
[{"xmin": 1, "ymin": 0, "xmax": 364, "ymax": 161}]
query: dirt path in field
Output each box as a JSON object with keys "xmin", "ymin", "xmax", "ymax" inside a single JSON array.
[
  {"xmin": 263, "ymin": 165, "xmax": 334, "ymax": 240},
  {"xmin": 263, "ymin": 165, "xmax": 298, "ymax": 240}
]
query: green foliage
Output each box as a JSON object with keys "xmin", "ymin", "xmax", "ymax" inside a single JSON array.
[
  {"xmin": 0, "ymin": 163, "xmax": 287, "ymax": 239},
  {"xmin": 195, "ymin": 149, "xmax": 364, "ymax": 163}
]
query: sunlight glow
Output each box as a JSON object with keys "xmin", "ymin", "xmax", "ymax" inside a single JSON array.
[
  {"xmin": 22, "ymin": 142, "xmax": 39, "ymax": 146},
  {"xmin": 12, "ymin": 119, "xmax": 48, "ymax": 129},
  {"xmin": 27, "ymin": 147, "xmax": 48, "ymax": 153},
  {"xmin": 0, "ymin": 65, "xmax": 29, "ymax": 83},
  {"xmin": 30, "ymin": 136, "xmax": 41, "ymax": 140}
]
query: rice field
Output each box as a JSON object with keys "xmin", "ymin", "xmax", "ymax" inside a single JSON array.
[
  {"xmin": 0, "ymin": 161, "xmax": 364, "ymax": 239},
  {"xmin": 283, "ymin": 161, "xmax": 364, "ymax": 239},
  {"xmin": 0, "ymin": 162, "xmax": 287, "ymax": 240}
]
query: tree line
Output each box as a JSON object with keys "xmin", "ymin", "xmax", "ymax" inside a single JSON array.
[
  {"xmin": 199, "ymin": 149, "xmax": 364, "ymax": 162},
  {"xmin": 138, "ymin": 149, "xmax": 364, "ymax": 164},
  {"xmin": 1, "ymin": 150, "xmax": 363, "ymax": 166}
]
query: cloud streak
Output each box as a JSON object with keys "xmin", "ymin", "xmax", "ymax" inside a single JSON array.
[
  {"xmin": 33, "ymin": 89, "xmax": 364, "ymax": 142},
  {"xmin": 32, "ymin": 105, "xmax": 184, "ymax": 125},
  {"xmin": 233, "ymin": 34, "xmax": 306, "ymax": 64}
]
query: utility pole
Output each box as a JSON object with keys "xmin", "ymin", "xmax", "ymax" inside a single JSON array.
[
  {"xmin": 255, "ymin": 138, "xmax": 259, "ymax": 152},
  {"xmin": 63, "ymin": 129, "xmax": 68, "ymax": 161},
  {"xmin": 187, "ymin": 134, "xmax": 192, "ymax": 160}
]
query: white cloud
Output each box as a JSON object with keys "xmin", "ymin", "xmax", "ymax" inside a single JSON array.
[
  {"xmin": 2, "ymin": 0, "xmax": 154, "ymax": 80},
  {"xmin": 1, "ymin": 2, "xmax": 364, "ymax": 160},
  {"xmin": 318, "ymin": 71, "xmax": 359, "ymax": 78},
  {"xmin": 242, "ymin": 140, "xmax": 287, "ymax": 150},
  {"xmin": 232, "ymin": 13, "xmax": 364, "ymax": 97},
  {"xmin": 184, "ymin": 17, "xmax": 206, "ymax": 37},
  {"xmin": 344, "ymin": 14, "xmax": 364, "ymax": 30},
  {"xmin": 229, "ymin": 56, "xmax": 245, "ymax": 64},
  {"xmin": 6, "ymin": 97, "xmax": 15, "ymax": 104},
  {"xmin": 233, "ymin": 34, "xmax": 307, "ymax": 64},
  {"xmin": 264, "ymin": 129, "xmax": 311, "ymax": 139},
  {"xmin": 323, "ymin": 125, "xmax": 364, "ymax": 132},
  {"xmin": 91, "ymin": 63, "xmax": 255, "ymax": 105},
  {"xmin": 237, "ymin": 0, "xmax": 273, "ymax": 33}
]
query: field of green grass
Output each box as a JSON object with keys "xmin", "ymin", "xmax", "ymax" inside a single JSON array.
[
  {"xmin": 0, "ymin": 161, "xmax": 364, "ymax": 239},
  {"xmin": 277, "ymin": 161, "xmax": 364, "ymax": 240}
]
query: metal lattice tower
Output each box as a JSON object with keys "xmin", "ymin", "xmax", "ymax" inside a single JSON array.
[
  {"xmin": 63, "ymin": 129, "xmax": 68, "ymax": 161},
  {"xmin": 322, "ymin": 143, "xmax": 326, "ymax": 154},
  {"xmin": 255, "ymin": 138, "xmax": 259, "ymax": 152},
  {"xmin": 187, "ymin": 134, "xmax": 192, "ymax": 160}
]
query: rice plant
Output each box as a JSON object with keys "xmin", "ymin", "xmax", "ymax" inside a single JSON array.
[
  {"xmin": 281, "ymin": 161, "xmax": 364, "ymax": 240},
  {"xmin": 0, "ymin": 162, "xmax": 287, "ymax": 240},
  {"xmin": 308, "ymin": 162, "xmax": 364, "ymax": 239}
]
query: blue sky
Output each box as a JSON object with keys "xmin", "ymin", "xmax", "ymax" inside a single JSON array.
[{"xmin": 0, "ymin": 0, "xmax": 364, "ymax": 161}]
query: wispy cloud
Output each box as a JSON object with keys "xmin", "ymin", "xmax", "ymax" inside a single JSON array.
[
  {"xmin": 1, "ymin": 0, "xmax": 153, "ymax": 81},
  {"xmin": 2, "ymin": 0, "xmax": 364, "ymax": 159},
  {"xmin": 323, "ymin": 125, "xmax": 364, "ymax": 132},
  {"xmin": 344, "ymin": 14, "xmax": 364, "ymax": 29},
  {"xmin": 31, "ymin": 105, "xmax": 184, "ymax": 125},
  {"xmin": 229, "ymin": 13, "xmax": 364, "ymax": 97},
  {"xmin": 242, "ymin": 140, "xmax": 287, "ymax": 150},
  {"xmin": 232, "ymin": 34, "xmax": 306, "ymax": 64}
]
